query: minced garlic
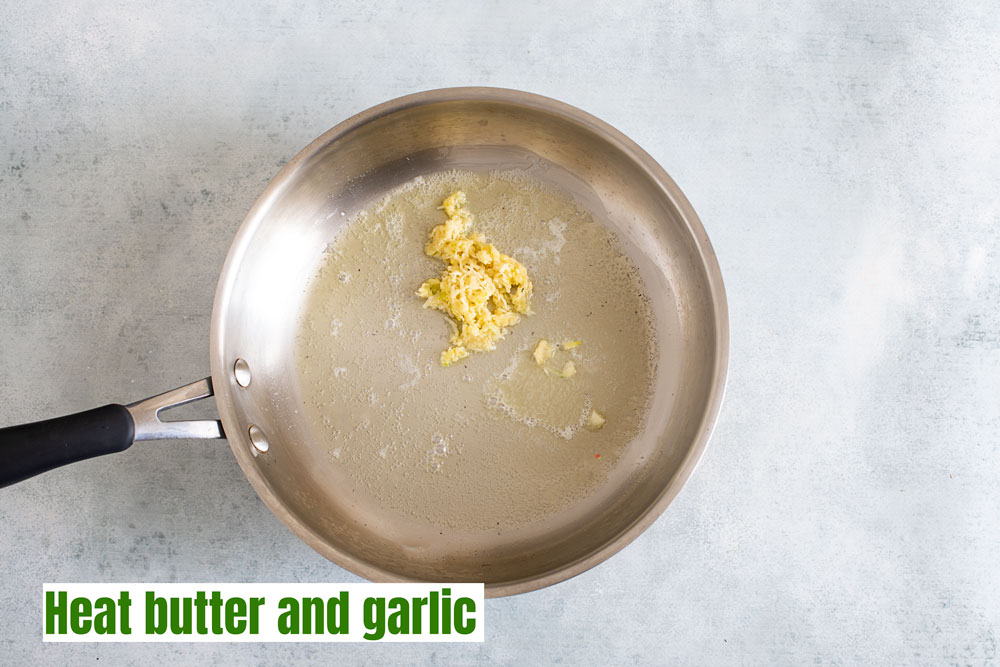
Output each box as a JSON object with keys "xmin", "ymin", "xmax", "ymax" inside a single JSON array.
[{"xmin": 417, "ymin": 191, "xmax": 533, "ymax": 366}]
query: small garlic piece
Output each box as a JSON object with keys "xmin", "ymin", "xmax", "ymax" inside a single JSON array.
[
  {"xmin": 585, "ymin": 409, "xmax": 606, "ymax": 431},
  {"xmin": 533, "ymin": 339, "xmax": 555, "ymax": 366}
]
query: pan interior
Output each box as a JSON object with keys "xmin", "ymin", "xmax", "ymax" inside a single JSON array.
[
  {"xmin": 211, "ymin": 94, "xmax": 723, "ymax": 592},
  {"xmin": 295, "ymin": 167, "xmax": 660, "ymax": 540}
]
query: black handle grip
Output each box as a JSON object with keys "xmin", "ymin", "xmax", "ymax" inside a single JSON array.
[{"xmin": 0, "ymin": 404, "xmax": 136, "ymax": 489}]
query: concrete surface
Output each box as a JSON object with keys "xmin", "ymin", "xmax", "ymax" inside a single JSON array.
[{"xmin": 1, "ymin": 1, "xmax": 998, "ymax": 664}]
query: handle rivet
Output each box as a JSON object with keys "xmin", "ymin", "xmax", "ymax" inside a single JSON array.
[
  {"xmin": 233, "ymin": 358, "xmax": 252, "ymax": 387},
  {"xmin": 248, "ymin": 425, "xmax": 269, "ymax": 453}
]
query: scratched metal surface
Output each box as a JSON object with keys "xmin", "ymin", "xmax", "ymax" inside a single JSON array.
[{"xmin": 1, "ymin": 1, "xmax": 998, "ymax": 664}]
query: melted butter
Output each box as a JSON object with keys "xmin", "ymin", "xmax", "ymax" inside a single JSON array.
[{"xmin": 294, "ymin": 169, "xmax": 657, "ymax": 531}]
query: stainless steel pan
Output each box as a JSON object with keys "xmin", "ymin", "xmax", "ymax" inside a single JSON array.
[{"xmin": 0, "ymin": 88, "xmax": 728, "ymax": 597}]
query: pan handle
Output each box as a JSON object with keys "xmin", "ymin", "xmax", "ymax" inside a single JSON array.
[
  {"xmin": 0, "ymin": 378, "xmax": 223, "ymax": 489},
  {"xmin": 126, "ymin": 378, "xmax": 223, "ymax": 441}
]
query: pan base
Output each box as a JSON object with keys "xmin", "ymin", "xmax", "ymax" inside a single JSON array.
[{"xmin": 294, "ymin": 167, "xmax": 667, "ymax": 556}]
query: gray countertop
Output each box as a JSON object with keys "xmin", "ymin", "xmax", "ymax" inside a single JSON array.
[{"xmin": 2, "ymin": 1, "xmax": 997, "ymax": 664}]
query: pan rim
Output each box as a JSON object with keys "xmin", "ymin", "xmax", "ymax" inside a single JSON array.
[{"xmin": 209, "ymin": 86, "xmax": 730, "ymax": 598}]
